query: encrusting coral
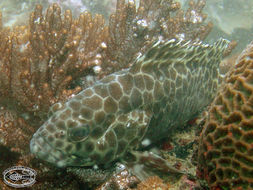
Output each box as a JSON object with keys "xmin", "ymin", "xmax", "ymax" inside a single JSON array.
[
  {"xmin": 0, "ymin": 0, "xmax": 218, "ymax": 189},
  {"xmin": 198, "ymin": 41, "xmax": 253, "ymax": 189},
  {"xmin": 95, "ymin": 168, "xmax": 140, "ymax": 190},
  {"xmin": 135, "ymin": 176, "xmax": 170, "ymax": 190}
]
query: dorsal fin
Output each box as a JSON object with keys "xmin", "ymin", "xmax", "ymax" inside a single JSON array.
[{"xmin": 130, "ymin": 38, "xmax": 230, "ymax": 73}]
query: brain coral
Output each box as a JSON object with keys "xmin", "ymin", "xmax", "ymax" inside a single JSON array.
[{"xmin": 198, "ymin": 41, "xmax": 253, "ymax": 190}]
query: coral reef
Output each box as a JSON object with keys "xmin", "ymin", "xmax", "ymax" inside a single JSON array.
[
  {"xmin": 135, "ymin": 176, "xmax": 170, "ymax": 190},
  {"xmin": 96, "ymin": 168, "xmax": 140, "ymax": 190},
  {"xmin": 0, "ymin": 0, "xmax": 117, "ymax": 27},
  {"xmin": 179, "ymin": 0, "xmax": 253, "ymax": 35},
  {"xmin": 0, "ymin": 3, "xmax": 108, "ymax": 118},
  {"xmin": 198, "ymin": 41, "xmax": 253, "ymax": 189},
  {"xmin": 0, "ymin": 0, "xmax": 216, "ymax": 189},
  {"xmin": 219, "ymin": 53, "xmax": 240, "ymax": 75},
  {"xmin": 0, "ymin": 0, "xmax": 213, "ymax": 118}
]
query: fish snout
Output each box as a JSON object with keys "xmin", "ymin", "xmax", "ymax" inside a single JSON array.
[{"xmin": 30, "ymin": 133, "xmax": 69, "ymax": 167}]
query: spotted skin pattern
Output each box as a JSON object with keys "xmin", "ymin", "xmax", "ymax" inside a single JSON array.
[{"xmin": 30, "ymin": 39, "xmax": 229, "ymax": 168}]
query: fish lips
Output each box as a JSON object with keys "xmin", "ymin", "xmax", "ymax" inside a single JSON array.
[{"xmin": 30, "ymin": 133, "xmax": 93, "ymax": 167}]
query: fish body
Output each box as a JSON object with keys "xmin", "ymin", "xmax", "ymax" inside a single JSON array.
[{"xmin": 30, "ymin": 39, "xmax": 229, "ymax": 168}]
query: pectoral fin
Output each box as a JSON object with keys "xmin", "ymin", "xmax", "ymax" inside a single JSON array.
[{"xmin": 122, "ymin": 150, "xmax": 185, "ymax": 180}]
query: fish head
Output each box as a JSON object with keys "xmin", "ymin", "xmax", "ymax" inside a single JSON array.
[{"xmin": 30, "ymin": 93, "xmax": 120, "ymax": 168}]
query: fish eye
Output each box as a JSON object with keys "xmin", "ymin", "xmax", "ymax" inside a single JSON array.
[{"xmin": 68, "ymin": 125, "xmax": 90, "ymax": 142}]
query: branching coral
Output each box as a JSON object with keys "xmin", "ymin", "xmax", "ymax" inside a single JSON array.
[
  {"xmin": 0, "ymin": 108, "xmax": 34, "ymax": 154},
  {"xmin": 0, "ymin": 3, "xmax": 108, "ymax": 118},
  {"xmin": 103, "ymin": 0, "xmax": 213, "ymax": 74},
  {"xmin": 0, "ymin": 0, "xmax": 213, "ymax": 117},
  {"xmin": 0, "ymin": 0, "xmax": 215, "ymax": 189}
]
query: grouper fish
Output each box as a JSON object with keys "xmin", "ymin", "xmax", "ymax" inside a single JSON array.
[{"xmin": 30, "ymin": 38, "xmax": 229, "ymax": 176}]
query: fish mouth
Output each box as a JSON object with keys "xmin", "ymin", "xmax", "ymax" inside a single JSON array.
[
  {"xmin": 30, "ymin": 133, "xmax": 69, "ymax": 167},
  {"xmin": 30, "ymin": 133, "xmax": 93, "ymax": 167}
]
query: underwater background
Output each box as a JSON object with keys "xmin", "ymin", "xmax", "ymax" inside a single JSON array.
[
  {"xmin": 0, "ymin": 0, "xmax": 252, "ymax": 189},
  {"xmin": 1, "ymin": 0, "xmax": 252, "ymax": 51}
]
